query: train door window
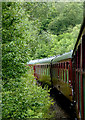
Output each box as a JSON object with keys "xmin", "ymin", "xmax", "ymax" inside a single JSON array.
[
  {"xmin": 43, "ymin": 65, "xmax": 45, "ymax": 75},
  {"xmin": 48, "ymin": 65, "xmax": 50, "ymax": 76},
  {"xmin": 58, "ymin": 63, "xmax": 59, "ymax": 77},
  {"xmin": 39, "ymin": 66, "xmax": 40, "ymax": 74},
  {"xmin": 35, "ymin": 66, "xmax": 36, "ymax": 73},
  {"xmin": 45, "ymin": 65, "xmax": 46, "ymax": 75},
  {"xmin": 40, "ymin": 65, "xmax": 42, "ymax": 75},
  {"xmin": 64, "ymin": 62, "xmax": 66, "ymax": 82},
  {"xmin": 82, "ymin": 35, "xmax": 85, "ymax": 71},
  {"xmin": 75, "ymin": 51, "xmax": 77, "ymax": 69},
  {"xmin": 62, "ymin": 63, "xmax": 64, "ymax": 81},
  {"xmin": 66, "ymin": 62, "xmax": 69, "ymax": 83},
  {"xmin": 54, "ymin": 64, "xmax": 56, "ymax": 75},
  {"xmin": 61, "ymin": 63, "xmax": 63, "ymax": 80},
  {"xmin": 43, "ymin": 65, "xmax": 44, "ymax": 75},
  {"xmin": 59, "ymin": 63, "xmax": 60, "ymax": 77},
  {"xmin": 64, "ymin": 62, "xmax": 65, "ymax": 68},
  {"xmin": 56, "ymin": 64, "xmax": 58, "ymax": 78},
  {"xmin": 52, "ymin": 64, "xmax": 54, "ymax": 77},
  {"xmin": 55, "ymin": 64, "xmax": 56, "ymax": 77},
  {"xmin": 68, "ymin": 64, "xmax": 71, "ymax": 83},
  {"xmin": 60, "ymin": 63, "xmax": 62, "ymax": 79},
  {"xmin": 48, "ymin": 65, "xmax": 50, "ymax": 75},
  {"xmin": 66, "ymin": 62, "xmax": 68, "ymax": 69},
  {"xmin": 62, "ymin": 70, "xmax": 63, "ymax": 81},
  {"xmin": 40, "ymin": 65, "xmax": 41, "ymax": 75},
  {"xmin": 48, "ymin": 65, "xmax": 49, "ymax": 75},
  {"xmin": 44, "ymin": 65, "xmax": 46, "ymax": 75},
  {"xmin": 78, "ymin": 45, "xmax": 81, "ymax": 69},
  {"xmin": 38, "ymin": 65, "xmax": 39, "ymax": 74},
  {"xmin": 42, "ymin": 66, "xmax": 44, "ymax": 75},
  {"xmin": 46, "ymin": 65, "xmax": 47, "ymax": 75},
  {"xmin": 61, "ymin": 63, "xmax": 62, "ymax": 69},
  {"xmin": 65, "ymin": 62, "xmax": 67, "ymax": 82},
  {"xmin": 59, "ymin": 63, "xmax": 60, "ymax": 68},
  {"xmin": 36, "ymin": 66, "xmax": 38, "ymax": 73},
  {"xmin": 37, "ymin": 66, "xmax": 38, "ymax": 74},
  {"xmin": 47, "ymin": 65, "xmax": 48, "ymax": 75},
  {"xmin": 42, "ymin": 65, "xmax": 43, "ymax": 75},
  {"xmin": 45, "ymin": 65, "xmax": 47, "ymax": 75},
  {"xmin": 38, "ymin": 66, "xmax": 40, "ymax": 74}
]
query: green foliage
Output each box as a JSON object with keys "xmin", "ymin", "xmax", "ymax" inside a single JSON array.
[
  {"xmin": 2, "ymin": 2, "xmax": 30, "ymax": 81},
  {"xmin": 47, "ymin": 2, "xmax": 83, "ymax": 35},
  {"xmin": 2, "ymin": 72, "xmax": 53, "ymax": 119}
]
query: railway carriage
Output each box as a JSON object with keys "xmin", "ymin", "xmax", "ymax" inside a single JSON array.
[
  {"xmin": 34, "ymin": 57, "xmax": 55, "ymax": 85},
  {"xmin": 51, "ymin": 51, "xmax": 73, "ymax": 102},
  {"xmin": 72, "ymin": 17, "xmax": 85, "ymax": 119},
  {"xmin": 27, "ymin": 59, "xmax": 39, "ymax": 73}
]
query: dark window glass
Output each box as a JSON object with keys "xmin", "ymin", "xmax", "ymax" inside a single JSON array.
[
  {"xmin": 64, "ymin": 62, "xmax": 65, "ymax": 69},
  {"xmin": 66, "ymin": 62, "xmax": 68, "ymax": 69},
  {"xmin": 47, "ymin": 65, "xmax": 48, "ymax": 68},
  {"xmin": 82, "ymin": 35, "xmax": 85, "ymax": 71},
  {"xmin": 75, "ymin": 51, "xmax": 77, "ymax": 69},
  {"xmin": 61, "ymin": 63, "xmax": 62, "ymax": 68},
  {"xmin": 78, "ymin": 45, "xmax": 81, "ymax": 68},
  {"xmin": 59, "ymin": 63, "xmax": 60, "ymax": 68}
]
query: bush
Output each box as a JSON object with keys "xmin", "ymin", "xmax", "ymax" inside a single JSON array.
[{"xmin": 2, "ymin": 72, "xmax": 54, "ymax": 119}]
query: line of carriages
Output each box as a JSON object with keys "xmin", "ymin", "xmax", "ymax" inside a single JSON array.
[{"xmin": 28, "ymin": 17, "xmax": 85, "ymax": 119}]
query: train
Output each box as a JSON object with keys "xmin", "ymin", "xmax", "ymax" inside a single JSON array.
[{"xmin": 28, "ymin": 17, "xmax": 85, "ymax": 119}]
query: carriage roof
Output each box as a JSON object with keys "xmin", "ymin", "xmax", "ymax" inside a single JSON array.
[
  {"xmin": 27, "ymin": 59, "xmax": 40, "ymax": 65},
  {"xmin": 37, "ymin": 57, "xmax": 55, "ymax": 64},
  {"xmin": 52, "ymin": 51, "xmax": 73, "ymax": 64},
  {"xmin": 28, "ymin": 51, "xmax": 73, "ymax": 65},
  {"xmin": 27, "ymin": 57, "xmax": 55, "ymax": 65}
]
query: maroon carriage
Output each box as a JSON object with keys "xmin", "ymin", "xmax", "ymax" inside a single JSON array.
[
  {"xmin": 51, "ymin": 51, "xmax": 73, "ymax": 102},
  {"xmin": 72, "ymin": 18, "xmax": 85, "ymax": 119}
]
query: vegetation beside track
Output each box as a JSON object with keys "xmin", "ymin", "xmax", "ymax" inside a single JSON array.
[{"xmin": 3, "ymin": 72, "xmax": 54, "ymax": 119}]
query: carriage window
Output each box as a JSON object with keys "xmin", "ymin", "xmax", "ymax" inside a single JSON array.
[
  {"xmin": 46, "ymin": 65, "xmax": 48, "ymax": 75},
  {"xmin": 60, "ymin": 63, "xmax": 61, "ymax": 68},
  {"xmin": 45, "ymin": 65, "xmax": 47, "ymax": 75},
  {"xmin": 61, "ymin": 63, "xmax": 63, "ymax": 68},
  {"xmin": 59, "ymin": 63, "xmax": 60, "ymax": 68},
  {"xmin": 43, "ymin": 65, "xmax": 45, "ymax": 75},
  {"xmin": 47, "ymin": 65, "xmax": 48, "ymax": 68},
  {"xmin": 64, "ymin": 62, "xmax": 65, "ymax": 69},
  {"xmin": 75, "ymin": 51, "xmax": 77, "ymax": 69},
  {"xmin": 42, "ymin": 65, "xmax": 44, "ymax": 75},
  {"xmin": 62, "ymin": 63, "xmax": 64, "ymax": 69},
  {"xmin": 82, "ymin": 35, "xmax": 85, "ymax": 71},
  {"xmin": 78, "ymin": 45, "xmax": 81, "ymax": 68},
  {"xmin": 66, "ymin": 62, "xmax": 69, "ymax": 69}
]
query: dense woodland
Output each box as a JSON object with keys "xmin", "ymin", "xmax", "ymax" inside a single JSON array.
[{"xmin": 2, "ymin": 2, "xmax": 83, "ymax": 119}]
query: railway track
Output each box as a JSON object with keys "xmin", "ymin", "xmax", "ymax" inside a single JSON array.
[{"xmin": 49, "ymin": 88, "xmax": 77, "ymax": 120}]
